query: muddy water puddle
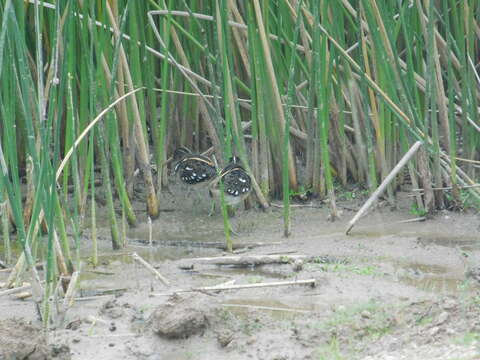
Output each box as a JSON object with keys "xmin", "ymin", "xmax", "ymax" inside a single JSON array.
[
  {"xmin": 349, "ymin": 228, "xmax": 477, "ymax": 293},
  {"xmin": 78, "ymin": 242, "xmax": 219, "ymax": 294},
  {"xmin": 354, "ymin": 228, "xmax": 479, "ymax": 252},
  {"xmin": 393, "ymin": 262, "xmax": 465, "ymax": 293},
  {"xmin": 417, "ymin": 235, "xmax": 480, "ymax": 251}
]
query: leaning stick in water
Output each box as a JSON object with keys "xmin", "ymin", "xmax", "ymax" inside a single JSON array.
[
  {"xmin": 132, "ymin": 252, "xmax": 170, "ymax": 286},
  {"xmin": 345, "ymin": 141, "xmax": 423, "ymax": 235}
]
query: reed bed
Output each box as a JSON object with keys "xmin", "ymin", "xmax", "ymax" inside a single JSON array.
[{"xmin": 0, "ymin": 0, "xmax": 479, "ymax": 325}]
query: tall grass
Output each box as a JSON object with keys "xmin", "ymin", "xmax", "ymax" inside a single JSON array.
[{"xmin": 0, "ymin": 0, "xmax": 479, "ymax": 325}]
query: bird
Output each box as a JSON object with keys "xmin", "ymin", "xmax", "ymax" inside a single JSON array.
[
  {"xmin": 172, "ymin": 146, "xmax": 217, "ymax": 186},
  {"xmin": 208, "ymin": 156, "xmax": 252, "ymax": 208}
]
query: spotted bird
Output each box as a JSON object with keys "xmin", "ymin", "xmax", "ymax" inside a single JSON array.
[
  {"xmin": 208, "ymin": 156, "xmax": 252, "ymax": 207},
  {"xmin": 173, "ymin": 147, "xmax": 217, "ymax": 185}
]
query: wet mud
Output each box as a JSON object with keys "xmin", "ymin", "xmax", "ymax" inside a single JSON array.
[{"xmin": 0, "ymin": 190, "xmax": 479, "ymax": 359}]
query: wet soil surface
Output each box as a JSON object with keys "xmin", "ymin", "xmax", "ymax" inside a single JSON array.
[{"xmin": 1, "ymin": 190, "xmax": 479, "ymax": 359}]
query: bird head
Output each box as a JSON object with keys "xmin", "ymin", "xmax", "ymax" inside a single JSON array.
[{"xmin": 173, "ymin": 146, "xmax": 191, "ymax": 161}]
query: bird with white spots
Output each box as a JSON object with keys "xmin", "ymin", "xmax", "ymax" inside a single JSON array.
[
  {"xmin": 208, "ymin": 156, "xmax": 252, "ymax": 207},
  {"xmin": 172, "ymin": 147, "xmax": 217, "ymax": 186}
]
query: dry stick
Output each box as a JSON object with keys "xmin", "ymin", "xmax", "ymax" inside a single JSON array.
[
  {"xmin": 221, "ymin": 303, "xmax": 312, "ymax": 314},
  {"xmin": 63, "ymin": 269, "xmax": 81, "ymax": 309},
  {"xmin": 184, "ymin": 254, "xmax": 311, "ymax": 266},
  {"xmin": 345, "ymin": 141, "xmax": 423, "ymax": 235},
  {"xmin": 131, "ymin": 252, "xmax": 170, "ymax": 286},
  {"xmin": 74, "ymin": 295, "xmax": 113, "ymax": 302},
  {"xmin": 80, "ymin": 288, "xmax": 128, "ymax": 297},
  {"xmin": 396, "ymin": 217, "xmax": 426, "ymax": 224},
  {"xmin": 152, "ymin": 279, "xmax": 316, "ymax": 296},
  {"xmin": 0, "ymin": 283, "xmax": 31, "ymax": 297},
  {"xmin": 56, "ymin": 269, "xmax": 81, "ymax": 327},
  {"xmin": 131, "ymin": 238, "xmax": 280, "ymax": 250},
  {"xmin": 14, "ymin": 291, "xmax": 32, "ymax": 300},
  {"xmin": 148, "ymin": 217, "xmax": 153, "ymax": 248},
  {"xmin": 56, "ymin": 88, "xmax": 145, "ymax": 180},
  {"xmin": 410, "ymin": 184, "xmax": 480, "ymax": 192},
  {"xmin": 53, "ymin": 230, "xmax": 69, "ymax": 277},
  {"xmin": 89, "ymin": 333, "xmax": 138, "ymax": 338}
]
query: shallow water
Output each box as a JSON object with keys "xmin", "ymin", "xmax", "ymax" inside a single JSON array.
[
  {"xmin": 416, "ymin": 235, "xmax": 480, "ymax": 252},
  {"xmin": 393, "ymin": 261, "xmax": 464, "ymax": 293}
]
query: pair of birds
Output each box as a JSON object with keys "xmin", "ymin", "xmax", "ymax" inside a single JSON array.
[{"xmin": 172, "ymin": 147, "xmax": 252, "ymax": 208}]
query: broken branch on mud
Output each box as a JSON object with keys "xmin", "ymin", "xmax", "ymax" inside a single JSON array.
[
  {"xmin": 131, "ymin": 239, "xmax": 282, "ymax": 250},
  {"xmin": 0, "ymin": 283, "xmax": 31, "ymax": 297},
  {"xmin": 152, "ymin": 278, "xmax": 316, "ymax": 297},
  {"xmin": 220, "ymin": 303, "xmax": 312, "ymax": 314},
  {"xmin": 181, "ymin": 254, "xmax": 312, "ymax": 266},
  {"xmin": 345, "ymin": 141, "xmax": 423, "ymax": 235}
]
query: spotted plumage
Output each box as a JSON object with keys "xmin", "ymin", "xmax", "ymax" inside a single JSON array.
[
  {"xmin": 209, "ymin": 156, "xmax": 252, "ymax": 206},
  {"xmin": 173, "ymin": 147, "xmax": 216, "ymax": 185}
]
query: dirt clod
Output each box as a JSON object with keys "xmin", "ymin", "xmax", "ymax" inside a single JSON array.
[
  {"xmin": 292, "ymin": 259, "xmax": 304, "ymax": 272},
  {"xmin": 149, "ymin": 294, "xmax": 215, "ymax": 339},
  {"xmin": 436, "ymin": 311, "xmax": 449, "ymax": 325},
  {"xmin": 0, "ymin": 319, "xmax": 71, "ymax": 360},
  {"xmin": 216, "ymin": 329, "xmax": 234, "ymax": 347},
  {"xmin": 100, "ymin": 299, "xmax": 125, "ymax": 319}
]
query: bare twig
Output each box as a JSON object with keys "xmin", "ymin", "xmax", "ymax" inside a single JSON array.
[
  {"xmin": 63, "ymin": 270, "xmax": 81, "ymax": 309},
  {"xmin": 56, "ymin": 87, "xmax": 145, "ymax": 180},
  {"xmin": 221, "ymin": 303, "xmax": 311, "ymax": 314},
  {"xmin": 396, "ymin": 217, "xmax": 426, "ymax": 224},
  {"xmin": 0, "ymin": 282, "xmax": 31, "ymax": 297},
  {"xmin": 13, "ymin": 291, "xmax": 32, "ymax": 300},
  {"xmin": 345, "ymin": 141, "xmax": 423, "ymax": 234},
  {"xmin": 131, "ymin": 252, "xmax": 170, "ymax": 286},
  {"xmin": 410, "ymin": 184, "xmax": 480, "ymax": 192},
  {"xmin": 152, "ymin": 278, "xmax": 316, "ymax": 296},
  {"xmin": 183, "ymin": 254, "xmax": 312, "ymax": 266}
]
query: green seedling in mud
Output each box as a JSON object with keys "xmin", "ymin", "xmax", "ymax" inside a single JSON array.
[
  {"xmin": 409, "ymin": 203, "xmax": 427, "ymax": 217},
  {"xmin": 217, "ymin": 308, "xmax": 231, "ymax": 320},
  {"xmin": 240, "ymin": 318, "xmax": 263, "ymax": 336},
  {"xmin": 453, "ymin": 332, "xmax": 480, "ymax": 346},
  {"xmin": 415, "ymin": 315, "xmax": 433, "ymax": 326},
  {"xmin": 356, "ymin": 242, "xmax": 368, "ymax": 251},
  {"xmin": 334, "ymin": 182, "xmax": 369, "ymax": 202},
  {"xmin": 218, "ymin": 308, "xmax": 264, "ymax": 336},
  {"xmin": 314, "ymin": 337, "xmax": 344, "ymax": 360},
  {"xmin": 445, "ymin": 189, "xmax": 480, "ymax": 211},
  {"xmin": 317, "ymin": 301, "xmax": 394, "ymax": 340},
  {"xmin": 289, "ymin": 185, "xmax": 313, "ymax": 201},
  {"xmin": 246, "ymin": 275, "xmax": 264, "ymax": 284},
  {"xmin": 310, "ymin": 256, "xmax": 349, "ymax": 265},
  {"xmin": 307, "ymin": 262, "xmax": 381, "ymax": 277}
]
